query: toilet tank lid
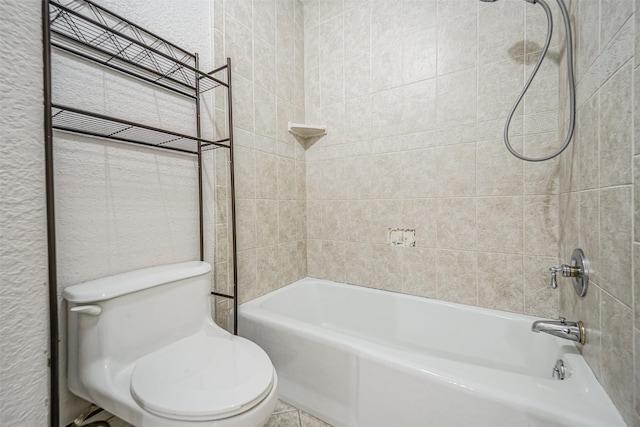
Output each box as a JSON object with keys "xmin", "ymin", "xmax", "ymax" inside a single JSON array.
[{"xmin": 63, "ymin": 261, "xmax": 212, "ymax": 303}]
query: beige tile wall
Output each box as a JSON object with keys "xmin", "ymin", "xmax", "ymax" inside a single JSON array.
[
  {"xmin": 223, "ymin": 0, "xmax": 637, "ymax": 422},
  {"xmin": 303, "ymin": 0, "xmax": 562, "ymax": 319},
  {"xmin": 213, "ymin": 0, "xmax": 307, "ymax": 327},
  {"xmin": 558, "ymin": 0, "xmax": 638, "ymax": 424}
]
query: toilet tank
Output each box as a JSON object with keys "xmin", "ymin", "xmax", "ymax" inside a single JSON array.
[{"xmin": 64, "ymin": 261, "xmax": 213, "ymax": 398}]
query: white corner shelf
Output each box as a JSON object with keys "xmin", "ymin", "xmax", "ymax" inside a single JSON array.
[{"xmin": 288, "ymin": 122, "xmax": 327, "ymax": 138}]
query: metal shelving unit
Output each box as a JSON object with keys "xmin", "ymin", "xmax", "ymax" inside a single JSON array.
[{"xmin": 42, "ymin": 1, "xmax": 238, "ymax": 425}]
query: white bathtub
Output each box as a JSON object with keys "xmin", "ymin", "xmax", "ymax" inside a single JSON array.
[{"xmin": 237, "ymin": 278, "xmax": 625, "ymax": 427}]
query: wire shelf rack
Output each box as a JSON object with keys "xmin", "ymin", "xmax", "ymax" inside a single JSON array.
[
  {"xmin": 52, "ymin": 105, "xmax": 228, "ymax": 154},
  {"xmin": 49, "ymin": 0, "xmax": 226, "ymax": 97}
]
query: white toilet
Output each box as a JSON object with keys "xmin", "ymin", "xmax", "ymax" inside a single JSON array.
[{"xmin": 64, "ymin": 261, "xmax": 278, "ymax": 427}]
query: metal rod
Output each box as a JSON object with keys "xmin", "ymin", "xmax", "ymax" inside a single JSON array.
[
  {"xmin": 49, "ymin": 2, "xmax": 227, "ymax": 89},
  {"xmin": 76, "ymin": 0, "xmax": 194, "ymax": 58},
  {"xmin": 51, "ymin": 104, "xmax": 230, "ymax": 149},
  {"xmin": 226, "ymin": 58, "xmax": 238, "ymax": 336},
  {"xmin": 51, "ymin": 40, "xmax": 198, "ymax": 98},
  {"xmin": 43, "ymin": 0, "xmax": 60, "ymax": 425},
  {"xmin": 211, "ymin": 291, "xmax": 234, "ymax": 299},
  {"xmin": 52, "ymin": 128, "xmax": 199, "ymax": 155},
  {"xmin": 50, "ymin": 2, "xmax": 194, "ymax": 63},
  {"xmin": 206, "ymin": 63, "xmax": 228, "ymax": 76},
  {"xmin": 196, "ymin": 53, "xmax": 204, "ymax": 262}
]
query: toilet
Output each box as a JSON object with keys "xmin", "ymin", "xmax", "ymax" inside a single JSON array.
[{"xmin": 64, "ymin": 261, "xmax": 278, "ymax": 427}]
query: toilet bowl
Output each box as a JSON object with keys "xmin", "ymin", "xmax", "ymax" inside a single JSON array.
[{"xmin": 64, "ymin": 261, "xmax": 277, "ymax": 427}]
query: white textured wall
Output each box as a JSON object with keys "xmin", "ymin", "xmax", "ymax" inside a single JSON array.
[{"xmin": 0, "ymin": 1, "xmax": 50, "ymax": 425}]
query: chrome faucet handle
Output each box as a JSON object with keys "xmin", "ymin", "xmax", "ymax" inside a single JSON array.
[
  {"xmin": 549, "ymin": 264, "xmax": 583, "ymax": 289},
  {"xmin": 549, "ymin": 267, "xmax": 561, "ymax": 289}
]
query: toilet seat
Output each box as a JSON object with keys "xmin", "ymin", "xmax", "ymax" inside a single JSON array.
[{"xmin": 130, "ymin": 333, "xmax": 275, "ymax": 421}]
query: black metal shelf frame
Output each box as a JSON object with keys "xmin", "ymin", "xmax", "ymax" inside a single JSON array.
[
  {"xmin": 49, "ymin": 0, "xmax": 226, "ymax": 97},
  {"xmin": 51, "ymin": 104, "xmax": 229, "ymax": 154},
  {"xmin": 43, "ymin": 1, "xmax": 239, "ymax": 426}
]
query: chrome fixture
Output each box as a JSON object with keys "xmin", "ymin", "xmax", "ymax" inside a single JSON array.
[
  {"xmin": 549, "ymin": 248, "xmax": 589, "ymax": 297},
  {"xmin": 552, "ymin": 359, "xmax": 566, "ymax": 380},
  {"xmin": 531, "ymin": 317, "xmax": 585, "ymax": 344},
  {"xmin": 481, "ymin": 0, "xmax": 575, "ymax": 162}
]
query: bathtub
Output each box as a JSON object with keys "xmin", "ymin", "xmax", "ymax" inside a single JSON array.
[{"xmin": 237, "ymin": 278, "xmax": 625, "ymax": 427}]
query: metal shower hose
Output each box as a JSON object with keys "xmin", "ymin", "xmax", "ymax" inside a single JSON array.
[{"xmin": 503, "ymin": 0, "xmax": 575, "ymax": 162}]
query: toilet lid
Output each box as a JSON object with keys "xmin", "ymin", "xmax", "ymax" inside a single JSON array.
[{"xmin": 130, "ymin": 333, "xmax": 274, "ymax": 421}]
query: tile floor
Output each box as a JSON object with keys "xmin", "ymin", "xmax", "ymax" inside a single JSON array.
[
  {"xmin": 91, "ymin": 399, "xmax": 332, "ymax": 427},
  {"xmin": 266, "ymin": 400, "xmax": 333, "ymax": 427}
]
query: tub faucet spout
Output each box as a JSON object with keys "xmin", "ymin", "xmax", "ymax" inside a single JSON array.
[{"xmin": 531, "ymin": 317, "xmax": 585, "ymax": 345}]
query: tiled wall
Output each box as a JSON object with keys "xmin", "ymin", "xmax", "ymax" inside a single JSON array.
[
  {"xmin": 212, "ymin": 0, "xmax": 307, "ymax": 322},
  {"xmin": 558, "ymin": 0, "xmax": 638, "ymax": 424},
  {"xmin": 303, "ymin": 0, "xmax": 563, "ymax": 318}
]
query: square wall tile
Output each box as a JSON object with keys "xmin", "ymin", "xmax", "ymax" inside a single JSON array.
[
  {"xmin": 256, "ymin": 245, "xmax": 280, "ymax": 290},
  {"xmin": 524, "ymin": 133, "xmax": 560, "ymax": 195},
  {"xmin": 371, "ymin": 0, "xmax": 402, "ymax": 47},
  {"xmin": 401, "ymin": 79, "xmax": 437, "ymax": 134},
  {"xmin": 436, "ymin": 68, "xmax": 477, "ymax": 129},
  {"xmin": 437, "ymin": 249, "xmax": 477, "ymax": 305},
  {"xmin": 320, "ymin": 0, "xmax": 343, "ymax": 23},
  {"xmin": 435, "ymin": 142, "xmax": 476, "ymax": 197},
  {"xmin": 601, "ymin": 292, "xmax": 635, "ymax": 425},
  {"xmin": 437, "ymin": 0, "xmax": 475, "ymax": 22},
  {"xmin": 401, "ymin": 148, "xmax": 438, "ymax": 199},
  {"xmin": 476, "ymin": 138, "xmax": 523, "ymax": 196},
  {"xmin": 600, "ymin": 0, "xmax": 633, "ymax": 52},
  {"xmin": 477, "ymin": 252, "xmax": 524, "ymax": 313},
  {"xmin": 371, "ymin": 38, "xmax": 403, "ymax": 92},
  {"xmin": 369, "ymin": 199, "xmax": 403, "ymax": 244},
  {"xmin": 437, "ymin": 197, "xmax": 476, "ymax": 250},
  {"xmin": 635, "ymin": 243, "xmax": 640, "ymax": 329},
  {"xmin": 599, "ymin": 62, "xmax": 633, "ymax": 187},
  {"xmin": 577, "ymin": 0, "xmax": 599, "ymax": 80},
  {"xmin": 599, "ymin": 186, "xmax": 633, "ymax": 306},
  {"xmin": 478, "ymin": 0, "xmax": 524, "ymax": 65},
  {"xmin": 578, "ymin": 190, "xmax": 600, "ymax": 285},
  {"xmin": 372, "ymin": 244, "xmax": 403, "ymax": 292},
  {"xmin": 401, "ymin": 247, "xmax": 437, "ymax": 297},
  {"xmin": 437, "ymin": 11, "xmax": 477, "ymax": 75},
  {"xmin": 345, "ymin": 4, "xmax": 370, "ymax": 54},
  {"xmin": 477, "ymin": 57, "xmax": 524, "ymax": 123},
  {"xmin": 371, "ymin": 152, "xmax": 402, "ymax": 199},
  {"xmin": 403, "ymin": 0, "xmax": 437, "ymax": 36},
  {"xmin": 256, "ymin": 199, "xmax": 278, "ymax": 247},
  {"xmin": 477, "ymin": 196, "xmax": 523, "ymax": 254},
  {"xmin": 345, "ymin": 242, "xmax": 373, "ymax": 286},
  {"xmin": 402, "ymin": 199, "xmax": 437, "ymax": 248},
  {"xmin": 574, "ymin": 93, "xmax": 599, "ymax": 191},
  {"xmin": 236, "ymin": 199, "xmax": 257, "ymax": 251},
  {"xmin": 523, "ymin": 195, "xmax": 559, "ymax": 257},
  {"xmin": 524, "ymin": 256, "xmax": 559, "ymax": 318}
]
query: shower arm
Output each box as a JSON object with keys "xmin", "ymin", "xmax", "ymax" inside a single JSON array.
[{"xmin": 503, "ymin": 0, "xmax": 576, "ymax": 162}]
